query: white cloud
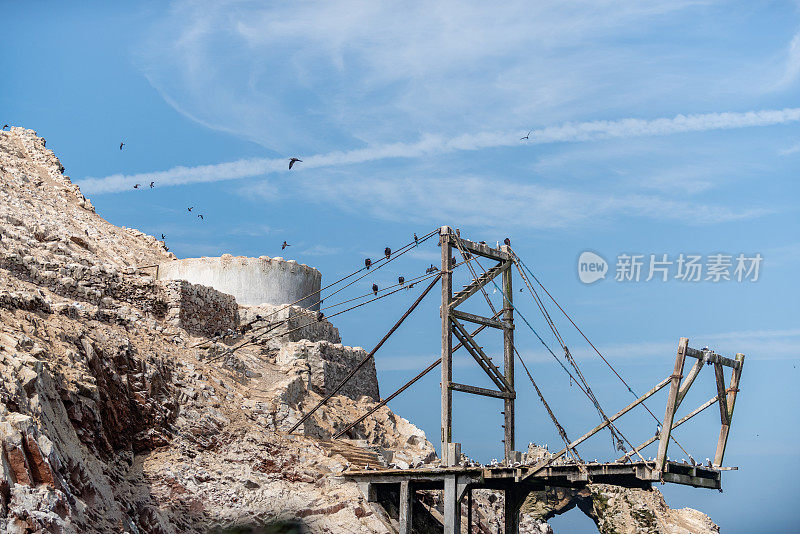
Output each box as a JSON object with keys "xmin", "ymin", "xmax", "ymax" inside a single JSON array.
[
  {"xmin": 779, "ymin": 141, "xmax": 800, "ymax": 155},
  {"xmin": 301, "ymin": 245, "xmax": 343, "ymax": 256},
  {"xmin": 138, "ymin": 0, "xmax": 720, "ymax": 150},
  {"xmin": 78, "ymin": 107, "xmax": 800, "ymax": 194},
  {"xmin": 776, "ymin": 31, "xmax": 800, "ymax": 89}
]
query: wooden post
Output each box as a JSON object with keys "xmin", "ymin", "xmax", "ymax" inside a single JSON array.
[
  {"xmin": 467, "ymin": 487, "xmax": 473, "ymax": 534},
  {"xmin": 399, "ymin": 480, "xmax": 413, "ymax": 534},
  {"xmin": 440, "ymin": 226, "xmax": 453, "ymax": 457},
  {"xmin": 443, "ymin": 474, "xmax": 461, "ymax": 534},
  {"xmin": 714, "ymin": 353, "xmax": 744, "ymax": 466},
  {"xmin": 504, "ymin": 486, "xmax": 519, "ymax": 534},
  {"xmin": 656, "ymin": 337, "xmax": 687, "ymax": 472},
  {"xmin": 500, "ymin": 247, "xmax": 515, "ymax": 463}
]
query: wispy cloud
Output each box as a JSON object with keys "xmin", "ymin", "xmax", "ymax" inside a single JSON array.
[
  {"xmin": 776, "ymin": 31, "xmax": 800, "ymax": 89},
  {"xmin": 79, "ymin": 107, "xmax": 800, "ymax": 194},
  {"xmin": 779, "ymin": 141, "xmax": 800, "ymax": 155},
  {"xmin": 301, "ymin": 245, "xmax": 342, "ymax": 256},
  {"xmin": 226, "ymin": 224, "xmax": 274, "ymax": 237}
]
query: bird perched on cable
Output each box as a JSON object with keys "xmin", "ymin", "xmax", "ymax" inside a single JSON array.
[
  {"xmin": 521, "ymin": 129, "xmax": 532, "ymax": 140},
  {"xmin": 289, "ymin": 157, "xmax": 302, "ymax": 169},
  {"xmin": 119, "ymin": 142, "xmax": 124, "ymax": 150},
  {"xmin": 188, "ymin": 206, "xmax": 193, "ymax": 212},
  {"xmin": 384, "ymin": 247, "xmax": 391, "ymax": 259},
  {"xmin": 282, "ymin": 241, "xmax": 290, "ymax": 250},
  {"xmin": 372, "ymin": 283, "xmax": 378, "ymax": 296},
  {"xmin": 426, "ymin": 264, "xmax": 439, "ymax": 274},
  {"xmin": 149, "ymin": 181, "xmax": 155, "ymax": 188},
  {"xmin": 504, "ymin": 237, "xmax": 511, "ymax": 246},
  {"xmin": 133, "ymin": 184, "xmax": 141, "ymax": 189},
  {"xmin": 364, "ymin": 258, "xmax": 372, "ymax": 269},
  {"xmin": 197, "ymin": 214, "xmax": 204, "ymax": 220},
  {"xmin": 398, "ymin": 276, "xmax": 405, "ymax": 285},
  {"xmin": 413, "ymin": 233, "xmax": 418, "ymax": 244}
]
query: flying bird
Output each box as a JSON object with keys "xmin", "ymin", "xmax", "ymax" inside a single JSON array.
[
  {"xmin": 289, "ymin": 157, "xmax": 302, "ymax": 170},
  {"xmin": 364, "ymin": 258, "xmax": 372, "ymax": 269},
  {"xmin": 149, "ymin": 181, "xmax": 155, "ymax": 188},
  {"xmin": 119, "ymin": 142, "xmax": 124, "ymax": 150},
  {"xmin": 521, "ymin": 129, "xmax": 532, "ymax": 140},
  {"xmin": 197, "ymin": 214, "xmax": 204, "ymax": 220},
  {"xmin": 133, "ymin": 184, "xmax": 141, "ymax": 189},
  {"xmin": 372, "ymin": 283, "xmax": 379, "ymax": 296},
  {"xmin": 398, "ymin": 276, "xmax": 405, "ymax": 285},
  {"xmin": 161, "ymin": 234, "xmax": 165, "ymax": 240},
  {"xmin": 384, "ymin": 247, "xmax": 391, "ymax": 259},
  {"xmin": 282, "ymin": 241, "xmax": 290, "ymax": 250},
  {"xmin": 188, "ymin": 207, "xmax": 193, "ymax": 212},
  {"xmin": 2, "ymin": 125, "xmax": 8, "ymax": 130}
]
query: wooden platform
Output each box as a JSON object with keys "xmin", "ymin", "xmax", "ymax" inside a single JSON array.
[{"xmin": 346, "ymin": 461, "xmax": 726, "ymax": 533}]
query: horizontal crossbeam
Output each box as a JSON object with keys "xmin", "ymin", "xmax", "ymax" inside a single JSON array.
[
  {"xmin": 685, "ymin": 347, "xmax": 741, "ymax": 370},
  {"xmin": 451, "ymin": 382, "xmax": 514, "ymax": 399},
  {"xmin": 451, "ymin": 236, "xmax": 511, "ymax": 262},
  {"xmin": 450, "ymin": 309, "xmax": 511, "ymax": 330}
]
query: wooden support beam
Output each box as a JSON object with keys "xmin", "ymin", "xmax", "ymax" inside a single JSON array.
[
  {"xmin": 467, "ymin": 487, "xmax": 473, "ymax": 534},
  {"xmin": 685, "ymin": 347, "xmax": 741, "ymax": 370},
  {"xmin": 450, "ymin": 261, "xmax": 509, "ymax": 310},
  {"xmin": 441, "ymin": 227, "xmax": 453, "ymax": 454},
  {"xmin": 621, "ymin": 395, "xmax": 718, "ymax": 462},
  {"xmin": 545, "ymin": 375, "xmax": 671, "ymax": 463},
  {"xmin": 451, "ymin": 235, "xmax": 511, "ymax": 262},
  {"xmin": 713, "ymin": 362, "xmax": 730, "ymax": 427},
  {"xmin": 501, "ymin": 245, "xmax": 515, "ymax": 464},
  {"xmin": 504, "ymin": 486, "xmax": 519, "ymax": 534},
  {"xmin": 714, "ymin": 353, "xmax": 744, "ymax": 466},
  {"xmin": 451, "ymin": 381, "xmax": 514, "ymax": 399},
  {"xmin": 656, "ymin": 337, "xmax": 688, "ymax": 472},
  {"xmin": 451, "ymin": 309, "xmax": 510, "ymax": 330},
  {"xmin": 451, "ymin": 318, "xmax": 511, "ymax": 391},
  {"xmin": 443, "ymin": 475, "xmax": 461, "ymax": 534},
  {"xmin": 399, "ymin": 480, "xmax": 413, "ymax": 534},
  {"xmin": 676, "ymin": 357, "xmax": 704, "ymax": 408}
]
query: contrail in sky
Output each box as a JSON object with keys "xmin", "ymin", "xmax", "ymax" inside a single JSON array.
[{"xmin": 79, "ymin": 107, "xmax": 800, "ymax": 193}]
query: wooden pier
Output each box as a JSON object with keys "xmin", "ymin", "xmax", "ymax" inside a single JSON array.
[{"xmin": 347, "ymin": 460, "xmax": 726, "ymax": 533}]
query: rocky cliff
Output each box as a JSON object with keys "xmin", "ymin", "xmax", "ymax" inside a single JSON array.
[{"xmin": 0, "ymin": 127, "xmax": 717, "ymax": 533}]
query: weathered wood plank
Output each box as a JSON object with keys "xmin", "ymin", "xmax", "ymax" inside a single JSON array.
[
  {"xmin": 450, "ymin": 309, "xmax": 510, "ymax": 330},
  {"xmin": 451, "ymin": 381, "xmax": 513, "ymax": 399},
  {"xmin": 656, "ymin": 337, "xmax": 688, "ymax": 472}
]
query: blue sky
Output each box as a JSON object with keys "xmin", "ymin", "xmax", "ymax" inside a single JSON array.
[{"xmin": 2, "ymin": 1, "xmax": 799, "ymax": 531}]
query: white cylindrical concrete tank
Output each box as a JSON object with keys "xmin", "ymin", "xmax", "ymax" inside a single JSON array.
[{"xmin": 157, "ymin": 255, "xmax": 321, "ymax": 310}]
